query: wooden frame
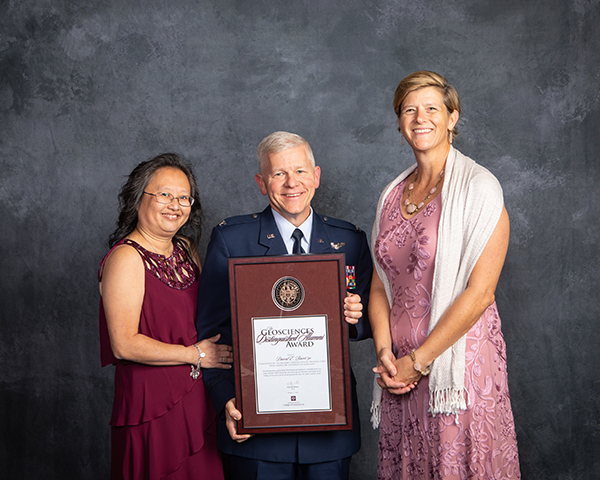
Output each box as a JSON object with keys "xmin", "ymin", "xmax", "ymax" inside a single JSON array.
[{"xmin": 228, "ymin": 254, "xmax": 352, "ymax": 434}]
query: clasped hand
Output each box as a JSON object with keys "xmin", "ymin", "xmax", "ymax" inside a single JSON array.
[{"xmin": 373, "ymin": 347, "xmax": 420, "ymax": 395}]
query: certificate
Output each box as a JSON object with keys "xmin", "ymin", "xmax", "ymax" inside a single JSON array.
[
  {"xmin": 253, "ymin": 315, "xmax": 331, "ymax": 413},
  {"xmin": 229, "ymin": 254, "xmax": 352, "ymax": 434}
]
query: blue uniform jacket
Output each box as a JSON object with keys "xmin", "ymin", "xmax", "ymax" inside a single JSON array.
[{"xmin": 196, "ymin": 206, "xmax": 373, "ymax": 464}]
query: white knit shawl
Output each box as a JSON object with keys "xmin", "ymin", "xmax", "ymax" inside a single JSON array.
[{"xmin": 370, "ymin": 146, "xmax": 504, "ymax": 425}]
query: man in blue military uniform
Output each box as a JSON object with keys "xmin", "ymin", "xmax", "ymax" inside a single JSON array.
[{"xmin": 196, "ymin": 131, "xmax": 373, "ymax": 480}]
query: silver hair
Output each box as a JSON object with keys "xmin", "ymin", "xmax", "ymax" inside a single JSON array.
[{"xmin": 256, "ymin": 131, "xmax": 316, "ymax": 174}]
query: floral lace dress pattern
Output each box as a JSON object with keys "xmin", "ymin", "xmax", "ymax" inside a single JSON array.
[
  {"xmin": 123, "ymin": 238, "xmax": 197, "ymax": 289},
  {"xmin": 374, "ymin": 180, "xmax": 520, "ymax": 480}
]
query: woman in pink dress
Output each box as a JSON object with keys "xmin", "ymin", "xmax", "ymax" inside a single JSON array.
[
  {"xmin": 369, "ymin": 72, "xmax": 520, "ymax": 479},
  {"xmin": 98, "ymin": 153, "xmax": 233, "ymax": 479}
]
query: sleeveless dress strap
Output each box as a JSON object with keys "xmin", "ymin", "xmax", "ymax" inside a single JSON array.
[{"xmin": 98, "ymin": 238, "xmax": 197, "ymax": 290}]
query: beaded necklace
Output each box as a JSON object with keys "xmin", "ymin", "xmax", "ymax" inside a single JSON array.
[{"xmin": 405, "ymin": 169, "xmax": 444, "ymax": 215}]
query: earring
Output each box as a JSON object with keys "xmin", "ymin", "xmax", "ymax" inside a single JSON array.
[
  {"xmin": 449, "ymin": 131, "xmax": 453, "ymax": 144},
  {"xmin": 398, "ymin": 127, "xmax": 405, "ymax": 145}
]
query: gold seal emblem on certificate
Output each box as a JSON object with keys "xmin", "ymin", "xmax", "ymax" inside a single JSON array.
[{"xmin": 272, "ymin": 276, "xmax": 305, "ymax": 311}]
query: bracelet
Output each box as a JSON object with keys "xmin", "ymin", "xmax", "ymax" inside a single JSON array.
[
  {"xmin": 410, "ymin": 349, "xmax": 431, "ymax": 376},
  {"xmin": 190, "ymin": 344, "xmax": 206, "ymax": 380}
]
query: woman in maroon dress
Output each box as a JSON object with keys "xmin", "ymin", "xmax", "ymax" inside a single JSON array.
[{"xmin": 99, "ymin": 153, "xmax": 233, "ymax": 479}]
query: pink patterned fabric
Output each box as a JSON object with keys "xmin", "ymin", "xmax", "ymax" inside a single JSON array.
[{"xmin": 374, "ymin": 181, "xmax": 520, "ymax": 479}]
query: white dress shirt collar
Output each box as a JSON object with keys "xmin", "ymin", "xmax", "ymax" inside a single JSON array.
[{"xmin": 271, "ymin": 208, "xmax": 313, "ymax": 254}]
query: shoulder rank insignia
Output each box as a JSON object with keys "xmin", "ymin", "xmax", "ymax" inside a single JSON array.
[{"xmin": 218, "ymin": 220, "xmax": 227, "ymax": 227}]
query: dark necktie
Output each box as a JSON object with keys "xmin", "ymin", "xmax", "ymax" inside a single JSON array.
[{"xmin": 292, "ymin": 228, "xmax": 304, "ymax": 254}]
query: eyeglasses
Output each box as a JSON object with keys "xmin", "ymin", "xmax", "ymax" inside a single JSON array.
[{"xmin": 143, "ymin": 191, "xmax": 195, "ymax": 207}]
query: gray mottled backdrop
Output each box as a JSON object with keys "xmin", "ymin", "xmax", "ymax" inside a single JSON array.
[{"xmin": 1, "ymin": 0, "xmax": 599, "ymax": 478}]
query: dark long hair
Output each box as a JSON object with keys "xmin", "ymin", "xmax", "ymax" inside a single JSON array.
[{"xmin": 108, "ymin": 153, "xmax": 202, "ymax": 255}]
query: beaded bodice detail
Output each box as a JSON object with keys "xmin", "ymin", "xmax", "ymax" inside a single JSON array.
[{"xmin": 123, "ymin": 238, "xmax": 197, "ymax": 290}]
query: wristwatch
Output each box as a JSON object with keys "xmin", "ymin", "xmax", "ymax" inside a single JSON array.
[{"xmin": 410, "ymin": 349, "xmax": 431, "ymax": 376}]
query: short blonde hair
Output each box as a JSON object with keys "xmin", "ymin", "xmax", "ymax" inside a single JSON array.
[
  {"xmin": 256, "ymin": 131, "xmax": 315, "ymax": 174},
  {"xmin": 393, "ymin": 71, "xmax": 461, "ymax": 137}
]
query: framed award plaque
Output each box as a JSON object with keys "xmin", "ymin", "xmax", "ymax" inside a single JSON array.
[{"xmin": 228, "ymin": 253, "xmax": 352, "ymax": 434}]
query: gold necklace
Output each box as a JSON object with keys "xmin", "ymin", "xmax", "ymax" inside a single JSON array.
[
  {"xmin": 405, "ymin": 169, "xmax": 444, "ymax": 215},
  {"xmin": 136, "ymin": 230, "xmax": 172, "ymax": 257}
]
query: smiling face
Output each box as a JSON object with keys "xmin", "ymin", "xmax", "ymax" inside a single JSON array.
[
  {"xmin": 398, "ymin": 86, "xmax": 459, "ymax": 156},
  {"xmin": 255, "ymin": 144, "xmax": 321, "ymax": 227},
  {"xmin": 136, "ymin": 167, "xmax": 192, "ymax": 239}
]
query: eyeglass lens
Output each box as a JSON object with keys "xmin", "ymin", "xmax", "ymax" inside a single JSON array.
[{"xmin": 148, "ymin": 192, "xmax": 193, "ymax": 206}]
